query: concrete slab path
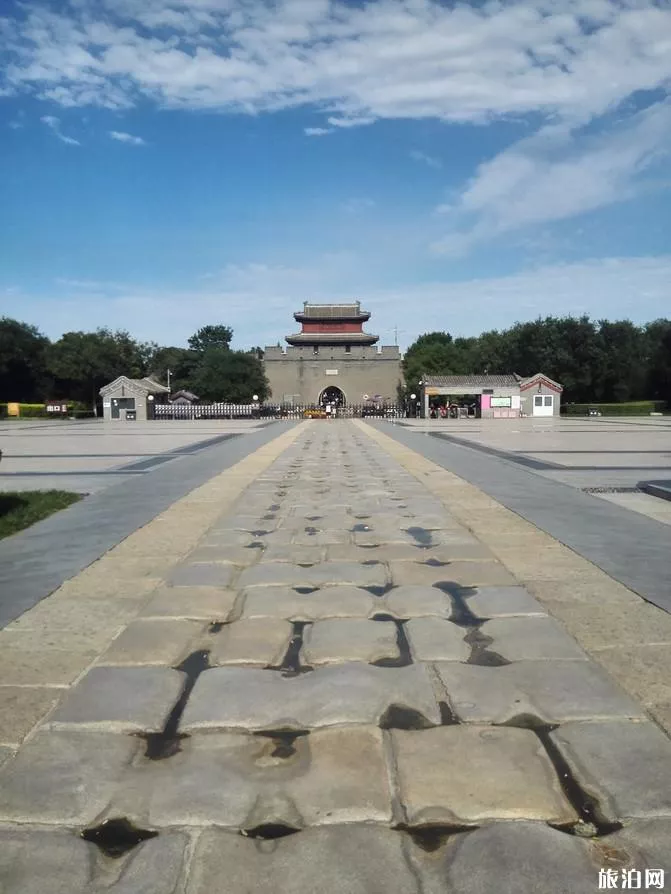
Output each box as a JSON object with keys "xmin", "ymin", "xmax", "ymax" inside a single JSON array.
[{"xmin": 0, "ymin": 420, "xmax": 670, "ymax": 893}]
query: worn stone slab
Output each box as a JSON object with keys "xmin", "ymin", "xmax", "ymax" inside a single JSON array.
[
  {"xmin": 199, "ymin": 530, "xmax": 262, "ymax": 548},
  {"xmin": 383, "ymin": 585, "xmax": 452, "ymax": 619},
  {"xmin": 140, "ymin": 586, "xmax": 239, "ymax": 620},
  {"xmin": 260, "ymin": 545, "xmax": 325, "ymax": 564},
  {"xmin": 405, "ymin": 618, "xmax": 470, "ymax": 661},
  {"xmin": 168, "ymin": 563, "xmax": 238, "ymax": 587},
  {"xmin": 292, "ymin": 530, "xmax": 352, "ymax": 546},
  {"xmin": 0, "ymin": 730, "xmax": 138, "ymax": 823},
  {"xmin": 481, "ymin": 617, "xmax": 590, "ymax": 661},
  {"xmin": 392, "ymin": 726, "xmax": 576, "ymax": 825},
  {"xmin": 466, "ymin": 586, "xmax": 547, "ymax": 619},
  {"xmin": 208, "ymin": 619, "xmax": 293, "ymax": 666},
  {"xmin": 238, "ymin": 562, "xmax": 387, "ymax": 589},
  {"xmin": 0, "ymin": 827, "xmax": 189, "ymax": 894},
  {"xmin": 0, "ymin": 746, "xmax": 15, "ymax": 769},
  {"xmin": 97, "ymin": 619, "xmax": 205, "ymax": 666},
  {"xmin": 550, "ymin": 720, "xmax": 671, "ymax": 821},
  {"xmin": 182, "ymin": 663, "xmax": 441, "ymax": 730},
  {"xmin": 241, "ymin": 586, "xmax": 376, "ymax": 620},
  {"xmin": 389, "ymin": 561, "xmax": 517, "ymax": 588},
  {"xmin": 436, "ymin": 661, "xmax": 647, "ymax": 724},
  {"xmin": 410, "ymin": 822, "xmax": 604, "ymax": 894},
  {"xmin": 186, "ymin": 544, "xmax": 265, "ymax": 565},
  {"xmin": 47, "ymin": 666, "xmax": 184, "ymax": 732},
  {"xmin": 188, "ymin": 826, "xmax": 420, "ymax": 894},
  {"xmin": 606, "ymin": 818, "xmax": 671, "ymax": 873},
  {"xmin": 121, "ymin": 726, "xmax": 390, "ymax": 827},
  {"xmin": 0, "ymin": 642, "xmax": 98, "ymax": 686},
  {"xmin": 0, "ymin": 686, "xmax": 62, "ymax": 746},
  {"xmin": 303, "ymin": 619, "xmax": 399, "ymax": 666}
]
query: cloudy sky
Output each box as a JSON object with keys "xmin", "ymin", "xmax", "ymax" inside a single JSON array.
[{"xmin": 1, "ymin": 0, "xmax": 670, "ymax": 351}]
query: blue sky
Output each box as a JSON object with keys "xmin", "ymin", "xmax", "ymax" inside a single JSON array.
[{"xmin": 1, "ymin": 0, "xmax": 670, "ymax": 352}]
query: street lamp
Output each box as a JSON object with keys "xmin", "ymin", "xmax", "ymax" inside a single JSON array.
[
  {"xmin": 252, "ymin": 394, "xmax": 259, "ymax": 419},
  {"xmin": 410, "ymin": 393, "xmax": 416, "ymax": 419}
]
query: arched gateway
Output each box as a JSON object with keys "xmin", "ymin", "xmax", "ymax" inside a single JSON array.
[{"xmin": 319, "ymin": 385, "xmax": 346, "ymax": 408}]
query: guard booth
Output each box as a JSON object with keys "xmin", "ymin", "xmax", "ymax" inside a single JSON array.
[{"xmin": 99, "ymin": 376, "xmax": 170, "ymax": 421}]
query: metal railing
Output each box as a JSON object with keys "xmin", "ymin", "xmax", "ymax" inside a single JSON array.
[{"xmin": 151, "ymin": 402, "xmax": 408, "ymax": 420}]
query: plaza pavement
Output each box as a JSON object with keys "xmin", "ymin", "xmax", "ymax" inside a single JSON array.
[{"xmin": 0, "ymin": 419, "xmax": 670, "ymax": 892}]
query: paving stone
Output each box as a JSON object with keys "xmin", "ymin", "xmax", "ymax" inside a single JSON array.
[
  {"xmin": 0, "ymin": 643, "xmax": 98, "ymax": 686},
  {"xmin": 392, "ymin": 726, "xmax": 576, "ymax": 825},
  {"xmin": 481, "ymin": 616, "xmax": 590, "ymax": 661},
  {"xmin": 466, "ymin": 586, "xmax": 548, "ymax": 619},
  {"xmin": 292, "ymin": 530, "xmax": 352, "ymax": 546},
  {"xmin": 208, "ymin": 619, "xmax": 293, "ymax": 666},
  {"xmin": 383, "ymin": 585, "xmax": 453, "ymax": 618},
  {"xmin": 606, "ymin": 818, "xmax": 671, "ymax": 873},
  {"xmin": 168, "ymin": 563, "xmax": 238, "ymax": 587},
  {"xmin": 140, "ymin": 586, "xmax": 239, "ymax": 620},
  {"xmin": 238, "ymin": 562, "xmax": 387, "ymax": 589},
  {"xmin": 260, "ymin": 544, "xmax": 325, "ymax": 564},
  {"xmin": 0, "ymin": 746, "xmax": 15, "ymax": 768},
  {"xmin": 405, "ymin": 618, "xmax": 470, "ymax": 661},
  {"xmin": 0, "ymin": 686, "xmax": 62, "ymax": 746},
  {"xmin": 410, "ymin": 822, "xmax": 604, "ymax": 894},
  {"xmin": 389, "ymin": 561, "xmax": 517, "ymax": 588},
  {"xmin": 186, "ymin": 544, "xmax": 264, "ymax": 565},
  {"xmin": 0, "ymin": 623, "xmax": 123, "ymax": 653},
  {"xmin": 0, "ymin": 827, "xmax": 189, "ymax": 894},
  {"xmin": 436, "ymin": 661, "xmax": 647, "ymax": 724},
  {"xmin": 199, "ymin": 530, "xmax": 261, "ymax": 548},
  {"xmin": 303, "ymin": 619, "xmax": 399, "ymax": 666},
  {"xmin": 182, "ymin": 663, "xmax": 441, "ymax": 731},
  {"xmin": 188, "ymin": 826, "xmax": 420, "ymax": 894},
  {"xmin": 48, "ymin": 666, "xmax": 184, "ymax": 732},
  {"xmin": 241, "ymin": 586, "xmax": 376, "ymax": 620},
  {"xmin": 121, "ymin": 726, "xmax": 390, "ymax": 827},
  {"xmin": 550, "ymin": 720, "xmax": 671, "ymax": 821},
  {"xmin": 0, "ymin": 730, "xmax": 138, "ymax": 823},
  {"xmin": 96, "ymin": 619, "xmax": 205, "ymax": 666}
]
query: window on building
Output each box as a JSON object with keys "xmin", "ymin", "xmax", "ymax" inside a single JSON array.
[
  {"xmin": 313, "ymin": 346, "xmax": 319, "ymax": 355},
  {"xmin": 345, "ymin": 345, "xmax": 351, "ymax": 353}
]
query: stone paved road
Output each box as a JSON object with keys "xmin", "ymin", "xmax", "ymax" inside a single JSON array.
[{"xmin": 1, "ymin": 422, "xmax": 670, "ymax": 893}]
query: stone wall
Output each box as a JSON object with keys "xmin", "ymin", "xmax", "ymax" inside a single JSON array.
[{"xmin": 263, "ymin": 345, "xmax": 402, "ymax": 404}]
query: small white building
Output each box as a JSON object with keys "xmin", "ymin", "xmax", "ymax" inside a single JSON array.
[
  {"xmin": 100, "ymin": 376, "xmax": 170, "ymax": 421},
  {"xmin": 518, "ymin": 373, "xmax": 563, "ymax": 417}
]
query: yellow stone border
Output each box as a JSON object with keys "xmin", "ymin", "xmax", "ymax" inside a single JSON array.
[{"xmin": 356, "ymin": 420, "xmax": 671, "ymax": 736}]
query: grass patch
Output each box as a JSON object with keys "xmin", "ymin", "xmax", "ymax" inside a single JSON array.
[{"xmin": 0, "ymin": 490, "xmax": 82, "ymax": 540}]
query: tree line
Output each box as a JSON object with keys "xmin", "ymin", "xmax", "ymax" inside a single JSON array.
[
  {"xmin": 0, "ymin": 320, "xmax": 269, "ymax": 408},
  {"xmin": 402, "ymin": 316, "xmax": 671, "ymax": 405}
]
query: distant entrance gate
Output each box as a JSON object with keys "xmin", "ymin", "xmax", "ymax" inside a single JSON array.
[{"xmin": 319, "ymin": 386, "xmax": 346, "ymax": 408}]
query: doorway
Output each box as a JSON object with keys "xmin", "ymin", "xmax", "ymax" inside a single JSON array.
[
  {"xmin": 533, "ymin": 393, "xmax": 554, "ymax": 416},
  {"xmin": 319, "ymin": 386, "xmax": 346, "ymax": 408}
]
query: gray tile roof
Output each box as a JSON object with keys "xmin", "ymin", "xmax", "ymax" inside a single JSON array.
[{"xmin": 422, "ymin": 374, "xmax": 520, "ymax": 388}]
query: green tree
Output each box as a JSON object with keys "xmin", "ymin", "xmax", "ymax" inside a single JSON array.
[
  {"xmin": 147, "ymin": 346, "xmax": 198, "ymax": 392},
  {"xmin": 595, "ymin": 320, "xmax": 645, "ymax": 402},
  {"xmin": 644, "ymin": 319, "xmax": 671, "ymax": 404},
  {"xmin": 188, "ymin": 325, "xmax": 233, "ymax": 353},
  {"xmin": 47, "ymin": 329, "xmax": 151, "ymax": 411},
  {"xmin": 0, "ymin": 318, "xmax": 51, "ymax": 402},
  {"xmin": 402, "ymin": 332, "xmax": 469, "ymax": 393},
  {"xmin": 191, "ymin": 348, "xmax": 269, "ymax": 403}
]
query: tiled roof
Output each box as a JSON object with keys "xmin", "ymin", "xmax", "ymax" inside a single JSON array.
[
  {"xmin": 422, "ymin": 374, "xmax": 520, "ymax": 388},
  {"xmin": 297, "ymin": 303, "xmax": 368, "ymax": 319}
]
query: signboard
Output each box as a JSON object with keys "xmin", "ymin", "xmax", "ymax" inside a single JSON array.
[
  {"xmin": 511, "ymin": 395, "xmax": 521, "ymax": 409},
  {"xmin": 325, "ymin": 369, "xmax": 338, "ymax": 375},
  {"xmin": 424, "ymin": 387, "xmax": 441, "ymax": 396},
  {"xmin": 46, "ymin": 403, "xmax": 68, "ymax": 413},
  {"xmin": 7, "ymin": 403, "xmax": 20, "ymax": 417},
  {"xmin": 491, "ymin": 396, "xmax": 512, "ymax": 408}
]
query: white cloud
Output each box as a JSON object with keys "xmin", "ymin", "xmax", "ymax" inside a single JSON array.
[
  {"xmin": 109, "ymin": 129, "xmax": 146, "ymax": 144},
  {"xmin": 16, "ymin": 255, "xmax": 671, "ymax": 351},
  {"xmin": 2, "ymin": 1, "xmax": 669, "ymax": 127},
  {"xmin": 40, "ymin": 114, "xmax": 80, "ymax": 145},
  {"xmin": 304, "ymin": 126, "xmax": 332, "ymax": 136},
  {"xmin": 432, "ymin": 100, "xmax": 671, "ymax": 254},
  {"xmin": 410, "ymin": 150, "xmax": 442, "ymax": 169},
  {"xmin": 340, "ymin": 197, "xmax": 376, "ymax": 215}
]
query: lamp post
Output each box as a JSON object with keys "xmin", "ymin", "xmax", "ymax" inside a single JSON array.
[
  {"xmin": 252, "ymin": 394, "xmax": 259, "ymax": 419},
  {"xmin": 410, "ymin": 393, "xmax": 416, "ymax": 419}
]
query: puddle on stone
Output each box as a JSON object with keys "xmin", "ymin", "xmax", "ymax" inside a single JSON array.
[
  {"xmin": 370, "ymin": 613, "xmax": 412, "ymax": 667},
  {"xmin": 352, "ymin": 524, "xmax": 371, "ymax": 532},
  {"xmin": 270, "ymin": 622, "xmax": 312, "ymax": 676},
  {"xmin": 379, "ymin": 705, "xmax": 435, "ymax": 730},
  {"xmin": 423, "ymin": 558, "xmax": 449, "ymax": 567},
  {"xmin": 241, "ymin": 824, "xmax": 301, "ymax": 841},
  {"xmin": 255, "ymin": 729, "xmax": 309, "ymax": 758},
  {"xmin": 438, "ymin": 700, "xmax": 460, "ymax": 725},
  {"xmin": 81, "ymin": 818, "xmax": 158, "ymax": 858},
  {"xmin": 294, "ymin": 586, "xmax": 319, "ymax": 595},
  {"xmin": 138, "ymin": 649, "xmax": 211, "ymax": 760},
  {"xmin": 464, "ymin": 629, "xmax": 510, "ymax": 667},
  {"xmin": 250, "ymin": 530, "xmax": 270, "ymax": 538},
  {"xmin": 245, "ymin": 541, "xmax": 266, "ymax": 550},
  {"xmin": 433, "ymin": 582, "xmax": 479, "ymax": 628},
  {"xmin": 304, "ymin": 527, "xmax": 319, "ymax": 536},
  {"xmin": 364, "ymin": 583, "xmax": 395, "ymax": 598},
  {"xmin": 208, "ymin": 621, "xmax": 225, "ymax": 633},
  {"xmin": 397, "ymin": 823, "xmax": 474, "ymax": 853},
  {"xmin": 306, "ymin": 516, "xmax": 322, "ymax": 522},
  {"xmin": 262, "ymin": 514, "xmax": 276, "ymax": 521},
  {"xmin": 406, "ymin": 527, "xmax": 434, "ymax": 547}
]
